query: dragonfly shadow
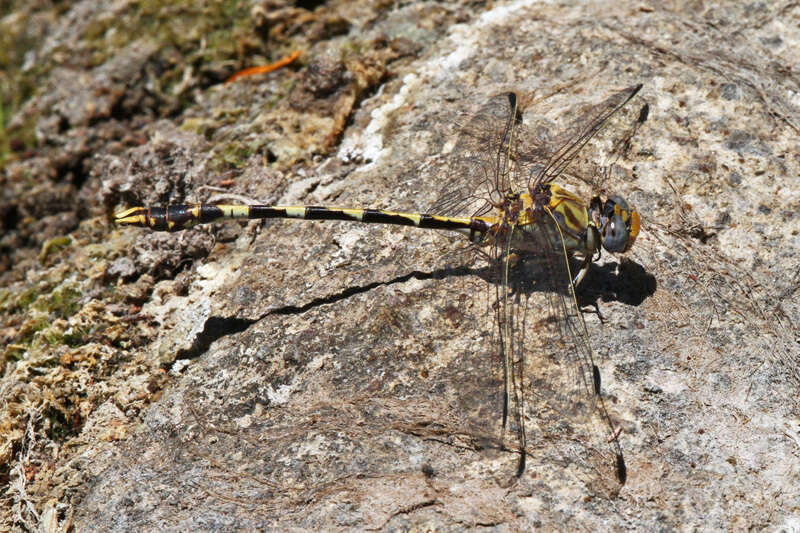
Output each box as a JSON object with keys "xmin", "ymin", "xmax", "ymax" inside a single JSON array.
[
  {"xmin": 379, "ymin": 253, "xmax": 655, "ymax": 313},
  {"xmin": 578, "ymin": 257, "xmax": 657, "ymax": 308}
]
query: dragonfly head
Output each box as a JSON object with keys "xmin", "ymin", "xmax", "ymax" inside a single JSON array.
[{"xmin": 590, "ymin": 195, "xmax": 640, "ymax": 253}]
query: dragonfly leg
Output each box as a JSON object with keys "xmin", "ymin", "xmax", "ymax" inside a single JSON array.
[
  {"xmin": 580, "ymin": 300, "xmax": 606, "ymax": 324},
  {"xmin": 572, "ymin": 256, "xmax": 591, "ymax": 287}
]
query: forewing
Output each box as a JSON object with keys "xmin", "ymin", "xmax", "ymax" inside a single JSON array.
[{"xmin": 528, "ymin": 84, "xmax": 643, "ymax": 189}]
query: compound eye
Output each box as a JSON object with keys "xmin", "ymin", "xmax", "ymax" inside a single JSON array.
[
  {"xmin": 602, "ymin": 214, "xmax": 630, "ymax": 253},
  {"xmin": 604, "ymin": 195, "xmax": 630, "ymax": 218}
]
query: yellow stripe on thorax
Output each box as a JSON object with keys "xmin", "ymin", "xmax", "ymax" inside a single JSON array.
[{"xmin": 545, "ymin": 184, "xmax": 589, "ymax": 234}]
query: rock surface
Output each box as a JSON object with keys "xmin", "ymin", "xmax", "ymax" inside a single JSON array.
[{"xmin": 1, "ymin": 0, "xmax": 798, "ymax": 531}]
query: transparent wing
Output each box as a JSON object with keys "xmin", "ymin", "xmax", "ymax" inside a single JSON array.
[
  {"xmin": 504, "ymin": 216, "xmax": 626, "ymax": 494},
  {"xmin": 429, "ymin": 86, "xmax": 643, "ymax": 218},
  {"xmin": 427, "ymin": 85, "xmax": 640, "ymax": 490},
  {"xmin": 528, "ymin": 84, "xmax": 643, "ymax": 190},
  {"xmin": 429, "ymin": 92, "xmax": 525, "ymax": 217}
]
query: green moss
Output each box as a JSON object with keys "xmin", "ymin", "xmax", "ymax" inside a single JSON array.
[
  {"xmin": 4, "ymin": 343, "xmax": 27, "ymax": 362},
  {"xmin": 15, "ymin": 283, "xmax": 81, "ymax": 320},
  {"xmin": 2, "ymin": 0, "xmax": 265, "ymax": 168},
  {"xmin": 340, "ymin": 39, "xmax": 366, "ymax": 58},
  {"xmin": 41, "ymin": 321, "xmax": 91, "ymax": 348},
  {"xmin": 14, "ymin": 286, "xmax": 41, "ymax": 312},
  {"xmin": 0, "ymin": 11, "xmax": 43, "ymax": 168},
  {"xmin": 216, "ymin": 140, "xmax": 252, "ymax": 169},
  {"xmin": 5, "ymin": 281, "xmax": 85, "ymax": 353},
  {"xmin": 38, "ymin": 284, "xmax": 82, "ymax": 319},
  {"xmin": 181, "ymin": 117, "xmax": 219, "ymax": 139},
  {"xmin": 17, "ymin": 316, "xmax": 48, "ymax": 345},
  {"xmin": 39, "ymin": 324, "xmax": 88, "ymax": 350},
  {"xmin": 62, "ymin": 326, "xmax": 90, "ymax": 347},
  {"xmin": 41, "ymin": 328, "xmax": 65, "ymax": 348},
  {"xmin": 39, "ymin": 236, "xmax": 73, "ymax": 264},
  {"xmin": 82, "ymin": 0, "xmax": 252, "ymax": 85}
]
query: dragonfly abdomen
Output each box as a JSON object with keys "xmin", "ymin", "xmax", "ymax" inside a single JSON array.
[{"xmin": 115, "ymin": 203, "xmax": 493, "ymax": 236}]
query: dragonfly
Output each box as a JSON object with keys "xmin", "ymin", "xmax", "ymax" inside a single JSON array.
[{"xmin": 115, "ymin": 83, "xmax": 644, "ymax": 488}]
